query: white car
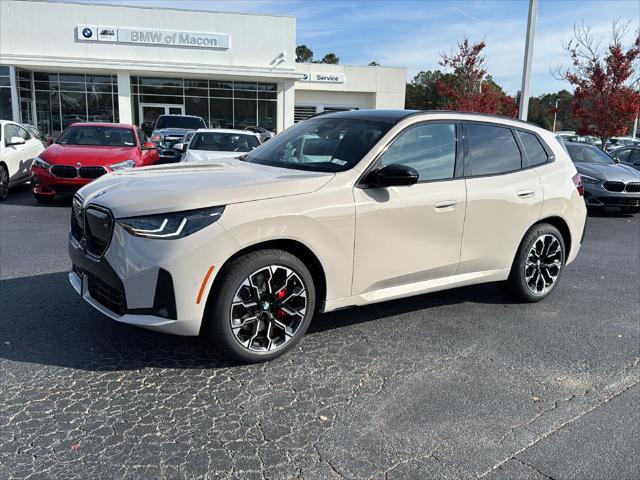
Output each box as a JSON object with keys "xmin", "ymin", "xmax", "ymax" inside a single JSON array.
[
  {"xmin": 0, "ymin": 120, "xmax": 46, "ymax": 200},
  {"xmin": 176, "ymin": 129, "xmax": 261, "ymax": 162},
  {"xmin": 69, "ymin": 110, "xmax": 587, "ymax": 363}
]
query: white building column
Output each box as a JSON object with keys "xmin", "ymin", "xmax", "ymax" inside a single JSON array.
[
  {"xmin": 277, "ymin": 80, "xmax": 296, "ymax": 132},
  {"xmin": 116, "ymin": 71, "xmax": 133, "ymax": 124},
  {"xmin": 9, "ymin": 66, "xmax": 20, "ymax": 122}
]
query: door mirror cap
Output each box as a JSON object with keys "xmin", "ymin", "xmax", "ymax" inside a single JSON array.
[
  {"xmin": 369, "ymin": 163, "xmax": 419, "ymax": 187},
  {"xmin": 142, "ymin": 141, "xmax": 157, "ymax": 150},
  {"xmin": 172, "ymin": 143, "xmax": 185, "ymax": 152},
  {"xmin": 8, "ymin": 136, "xmax": 26, "ymax": 146}
]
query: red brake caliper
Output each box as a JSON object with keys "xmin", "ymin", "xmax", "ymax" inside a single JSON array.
[{"xmin": 276, "ymin": 288, "xmax": 287, "ymax": 318}]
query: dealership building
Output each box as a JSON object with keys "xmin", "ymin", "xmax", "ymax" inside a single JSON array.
[{"xmin": 0, "ymin": 0, "xmax": 406, "ymax": 136}]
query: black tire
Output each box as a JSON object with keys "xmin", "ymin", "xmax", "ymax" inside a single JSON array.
[
  {"xmin": 202, "ymin": 249, "xmax": 316, "ymax": 363},
  {"xmin": 499, "ymin": 223, "xmax": 566, "ymax": 303},
  {"xmin": 620, "ymin": 206, "xmax": 640, "ymax": 214},
  {"xmin": 0, "ymin": 164, "xmax": 8, "ymax": 201},
  {"xmin": 34, "ymin": 193, "xmax": 54, "ymax": 203}
]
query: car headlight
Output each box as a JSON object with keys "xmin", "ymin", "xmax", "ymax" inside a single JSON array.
[
  {"xmin": 118, "ymin": 206, "xmax": 225, "ymax": 239},
  {"xmin": 110, "ymin": 160, "xmax": 137, "ymax": 170},
  {"xmin": 33, "ymin": 156, "xmax": 51, "ymax": 169},
  {"xmin": 581, "ymin": 175, "xmax": 601, "ymax": 184}
]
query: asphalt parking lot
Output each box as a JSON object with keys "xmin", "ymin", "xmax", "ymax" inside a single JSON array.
[{"xmin": 1, "ymin": 186, "xmax": 638, "ymax": 480}]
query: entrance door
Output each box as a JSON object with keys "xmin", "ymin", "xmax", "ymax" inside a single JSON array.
[{"xmin": 140, "ymin": 104, "xmax": 184, "ymax": 133}]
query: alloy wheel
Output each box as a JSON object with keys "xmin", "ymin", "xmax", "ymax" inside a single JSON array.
[
  {"xmin": 230, "ymin": 265, "xmax": 307, "ymax": 353},
  {"xmin": 524, "ymin": 234, "xmax": 563, "ymax": 295},
  {"xmin": 0, "ymin": 166, "xmax": 8, "ymax": 200}
]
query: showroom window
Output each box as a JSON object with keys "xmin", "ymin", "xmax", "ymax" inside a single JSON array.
[
  {"xmin": 466, "ymin": 124, "xmax": 522, "ymax": 176},
  {"xmin": 131, "ymin": 77, "xmax": 277, "ymax": 132},
  {"xmin": 30, "ymin": 72, "xmax": 118, "ymax": 136},
  {"xmin": 0, "ymin": 65, "xmax": 11, "ymax": 121},
  {"xmin": 379, "ymin": 123, "xmax": 457, "ymax": 181}
]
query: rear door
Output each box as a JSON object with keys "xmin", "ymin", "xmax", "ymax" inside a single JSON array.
[{"xmin": 457, "ymin": 123, "xmax": 544, "ymax": 274}]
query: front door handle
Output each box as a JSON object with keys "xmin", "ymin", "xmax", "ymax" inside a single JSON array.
[
  {"xmin": 517, "ymin": 189, "xmax": 536, "ymax": 199},
  {"xmin": 434, "ymin": 200, "xmax": 457, "ymax": 210}
]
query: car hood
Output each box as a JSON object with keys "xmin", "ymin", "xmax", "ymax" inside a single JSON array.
[
  {"xmin": 154, "ymin": 128, "xmax": 191, "ymax": 139},
  {"xmin": 40, "ymin": 144, "xmax": 138, "ymax": 166},
  {"xmin": 184, "ymin": 150, "xmax": 244, "ymax": 162},
  {"xmin": 575, "ymin": 162, "xmax": 640, "ymax": 181},
  {"xmin": 78, "ymin": 158, "xmax": 335, "ymax": 218}
]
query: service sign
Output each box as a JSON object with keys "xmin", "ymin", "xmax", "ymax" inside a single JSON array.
[
  {"xmin": 301, "ymin": 72, "xmax": 345, "ymax": 84},
  {"xmin": 75, "ymin": 26, "xmax": 229, "ymax": 49}
]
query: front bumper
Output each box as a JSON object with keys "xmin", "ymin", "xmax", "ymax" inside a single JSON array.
[
  {"xmin": 68, "ymin": 216, "xmax": 241, "ymax": 336},
  {"xmin": 157, "ymin": 146, "xmax": 180, "ymax": 163},
  {"xmin": 583, "ymin": 183, "xmax": 640, "ymax": 208},
  {"xmin": 31, "ymin": 167, "xmax": 95, "ymax": 196}
]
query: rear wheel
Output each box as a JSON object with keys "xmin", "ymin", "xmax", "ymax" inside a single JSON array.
[
  {"xmin": 202, "ymin": 249, "xmax": 316, "ymax": 363},
  {"xmin": 499, "ymin": 224, "xmax": 565, "ymax": 302},
  {"xmin": 0, "ymin": 165, "xmax": 8, "ymax": 201}
]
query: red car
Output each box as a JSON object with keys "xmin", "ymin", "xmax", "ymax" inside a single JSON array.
[{"xmin": 31, "ymin": 123, "xmax": 159, "ymax": 201}]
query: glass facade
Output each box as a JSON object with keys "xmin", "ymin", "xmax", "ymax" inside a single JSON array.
[
  {"xmin": 0, "ymin": 65, "xmax": 11, "ymax": 121},
  {"xmin": 30, "ymin": 72, "xmax": 119, "ymax": 136},
  {"xmin": 131, "ymin": 76, "xmax": 277, "ymax": 132}
]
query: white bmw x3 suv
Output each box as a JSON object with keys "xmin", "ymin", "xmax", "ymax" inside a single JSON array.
[{"xmin": 69, "ymin": 110, "xmax": 587, "ymax": 362}]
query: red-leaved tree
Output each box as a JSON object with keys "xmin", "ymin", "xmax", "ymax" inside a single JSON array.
[
  {"xmin": 436, "ymin": 38, "xmax": 518, "ymax": 117},
  {"xmin": 556, "ymin": 21, "xmax": 640, "ymax": 148}
]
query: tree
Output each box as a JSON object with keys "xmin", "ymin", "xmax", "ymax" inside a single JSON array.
[
  {"xmin": 295, "ymin": 45, "xmax": 314, "ymax": 63},
  {"xmin": 368, "ymin": 61, "xmax": 381, "ymax": 66},
  {"xmin": 435, "ymin": 37, "xmax": 518, "ymax": 116},
  {"xmin": 321, "ymin": 53, "xmax": 340, "ymax": 64},
  {"xmin": 555, "ymin": 21, "xmax": 640, "ymax": 149},
  {"xmin": 527, "ymin": 90, "xmax": 575, "ymax": 131},
  {"xmin": 405, "ymin": 70, "xmax": 449, "ymax": 109}
]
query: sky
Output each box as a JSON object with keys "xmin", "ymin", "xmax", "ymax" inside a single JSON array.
[{"xmin": 58, "ymin": 0, "xmax": 640, "ymax": 96}]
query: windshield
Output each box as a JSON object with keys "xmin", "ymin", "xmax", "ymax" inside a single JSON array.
[
  {"xmin": 57, "ymin": 126, "xmax": 135, "ymax": 147},
  {"xmin": 566, "ymin": 144, "xmax": 615, "ymax": 165},
  {"xmin": 155, "ymin": 116, "xmax": 206, "ymax": 130},
  {"xmin": 189, "ymin": 132, "xmax": 260, "ymax": 152},
  {"xmin": 244, "ymin": 118, "xmax": 391, "ymax": 172}
]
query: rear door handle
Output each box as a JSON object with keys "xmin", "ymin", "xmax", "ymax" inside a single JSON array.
[
  {"xmin": 434, "ymin": 200, "xmax": 457, "ymax": 210},
  {"xmin": 517, "ymin": 189, "xmax": 535, "ymax": 198}
]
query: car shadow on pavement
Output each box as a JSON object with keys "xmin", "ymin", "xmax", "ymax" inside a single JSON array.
[
  {"xmin": 2, "ymin": 185, "xmax": 73, "ymax": 208},
  {"xmin": 0, "ymin": 271, "xmax": 512, "ymax": 372},
  {"xmin": 586, "ymin": 207, "xmax": 636, "ymax": 218}
]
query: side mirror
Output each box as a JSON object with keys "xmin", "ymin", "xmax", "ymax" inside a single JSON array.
[
  {"xmin": 368, "ymin": 163, "xmax": 419, "ymax": 187},
  {"xmin": 142, "ymin": 141, "xmax": 157, "ymax": 150},
  {"xmin": 173, "ymin": 143, "xmax": 185, "ymax": 152},
  {"xmin": 8, "ymin": 136, "xmax": 26, "ymax": 146}
]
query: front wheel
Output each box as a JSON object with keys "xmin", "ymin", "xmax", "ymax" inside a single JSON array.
[
  {"xmin": 202, "ymin": 249, "xmax": 316, "ymax": 363},
  {"xmin": 499, "ymin": 224, "xmax": 566, "ymax": 302},
  {"xmin": 0, "ymin": 165, "xmax": 8, "ymax": 201}
]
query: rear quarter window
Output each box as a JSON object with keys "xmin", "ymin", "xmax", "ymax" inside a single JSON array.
[
  {"xmin": 518, "ymin": 131, "xmax": 549, "ymax": 167},
  {"xmin": 466, "ymin": 124, "xmax": 522, "ymax": 176}
]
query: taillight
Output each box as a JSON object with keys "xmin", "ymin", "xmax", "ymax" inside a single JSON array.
[{"xmin": 572, "ymin": 173, "xmax": 584, "ymax": 196}]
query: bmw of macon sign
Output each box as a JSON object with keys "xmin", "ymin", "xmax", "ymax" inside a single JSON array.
[
  {"xmin": 301, "ymin": 72, "xmax": 345, "ymax": 83},
  {"xmin": 75, "ymin": 25, "xmax": 229, "ymax": 49}
]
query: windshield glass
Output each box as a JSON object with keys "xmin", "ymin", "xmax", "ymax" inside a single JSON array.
[
  {"xmin": 244, "ymin": 118, "xmax": 391, "ymax": 172},
  {"xmin": 155, "ymin": 116, "xmax": 206, "ymax": 130},
  {"xmin": 57, "ymin": 126, "xmax": 135, "ymax": 147},
  {"xmin": 566, "ymin": 144, "xmax": 615, "ymax": 165},
  {"xmin": 189, "ymin": 132, "xmax": 260, "ymax": 152}
]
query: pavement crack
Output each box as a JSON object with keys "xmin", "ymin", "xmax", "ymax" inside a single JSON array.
[{"xmin": 513, "ymin": 458, "xmax": 557, "ymax": 480}]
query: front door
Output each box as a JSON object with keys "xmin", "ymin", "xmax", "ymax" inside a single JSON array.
[
  {"xmin": 140, "ymin": 104, "xmax": 184, "ymax": 131},
  {"xmin": 352, "ymin": 122, "xmax": 466, "ymax": 297}
]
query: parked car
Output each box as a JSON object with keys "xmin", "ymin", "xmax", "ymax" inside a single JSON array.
[
  {"xmin": 31, "ymin": 123, "xmax": 158, "ymax": 201},
  {"xmin": 22, "ymin": 124, "xmax": 49, "ymax": 147},
  {"xmin": 565, "ymin": 142, "xmax": 640, "ymax": 213},
  {"xmin": 69, "ymin": 110, "xmax": 587, "ymax": 362},
  {"xmin": 609, "ymin": 146, "xmax": 640, "ymax": 171},
  {"xmin": 177, "ymin": 129, "xmax": 261, "ymax": 161},
  {"xmin": 244, "ymin": 126, "xmax": 274, "ymax": 143},
  {"xmin": 172, "ymin": 130, "xmax": 196, "ymax": 161},
  {"xmin": 0, "ymin": 120, "xmax": 46, "ymax": 200},
  {"xmin": 607, "ymin": 136, "xmax": 640, "ymax": 151},
  {"xmin": 150, "ymin": 115, "xmax": 207, "ymax": 163}
]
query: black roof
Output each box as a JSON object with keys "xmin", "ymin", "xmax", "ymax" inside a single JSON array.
[{"xmin": 314, "ymin": 109, "xmax": 541, "ymax": 128}]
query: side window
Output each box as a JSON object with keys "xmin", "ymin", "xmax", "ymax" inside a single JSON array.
[
  {"xmin": 379, "ymin": 123, "xmax": 457, "ymax": 181},
  {"xmin": 518, "ymin": 131, "xmax": 548, "ymax": 167},
  {"xmin": 17, "ymin": 125, "xmax": 31, "ymax": 140},
  {"xmin": 631, "ymin": 149, "xmax": 640, "ymax": 165},
  {"xmin": 612, "ymin": 148, "xmax": 631, "ymax": 162},
  {"xmin": 466, "ymin": 124, "xmax": 521, "ymax": 176},
  {"xmin": 136, "ymin": 128, "xmax": 147, "ymax": 144},
  {"xmin": 4, "ymin": 124, "xmax": 19, "ymax": 144}
]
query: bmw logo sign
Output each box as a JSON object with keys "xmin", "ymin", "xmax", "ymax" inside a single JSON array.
[
  {"xmin": 302, "ymin": 74, "xmax": 309, "ymax": 80},
  {"xmin": 82, "ymin": 28, "xmax": 93, "ymax": 39}
]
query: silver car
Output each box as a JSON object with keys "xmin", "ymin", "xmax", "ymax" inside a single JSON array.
[{"xmin": 565, "ymin": 142, "xmax": 640, "ymax": 213}]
